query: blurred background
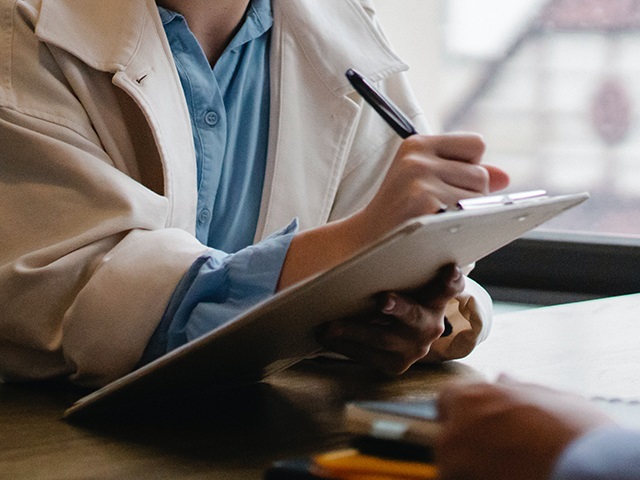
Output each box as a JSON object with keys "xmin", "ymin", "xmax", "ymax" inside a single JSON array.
[{"xmin": 375, "ymin": 0, "xmax": 640, "ymax": 238}]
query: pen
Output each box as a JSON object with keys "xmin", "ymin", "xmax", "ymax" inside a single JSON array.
[
  {"xmin": 346, "ymin": 68, "xmax": 418, "ymax": 139},
  {"xmin": 347, "ymin": 68, "xmax": 452, "ymax": 337}
]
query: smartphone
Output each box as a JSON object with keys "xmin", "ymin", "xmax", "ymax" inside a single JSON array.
[{"xmin": 345, "ymin": 398, "xmax": 440, "ymax": 449}]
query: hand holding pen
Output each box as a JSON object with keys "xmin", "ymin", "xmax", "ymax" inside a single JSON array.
[
  {"xmin": 338, "ymin": 70, "xmax": 511, "ymax": 352},
  {"xmin": 346, "ymin": 69, "xmax": 509, "ymax": 219},
  {"xmin": 314, "ymin": 70, "xmax": 511, "ymax": 376}
]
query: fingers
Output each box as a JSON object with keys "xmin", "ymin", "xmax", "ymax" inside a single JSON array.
[
  {"xmin": 400, "ymin": 264, "xmax": 465, "ymax": 311},
  {"xmin": 355, "ymin": 132, "xmax": 509, "ymax": 241},
  {"xmin": 425, "ymin": 132, "xmax": 486, "ymax": 163},
  {"xmin": 423, "ymin": 133, "xmax": 510, "ymax": 193},
  {"xmin": 398, "ymin": 135, "xmax": 491, "ymax": 193},
  {"xmin": 317, "ymin": 270, "xmax": 463, "ymax": 375},
  {"xmin": 316, "ymin": 264, "xmax": 464, "ymax": 375},
  {"xmin": 317, "ymin": 304, "xmax": 442, "ymax": 375},
  {"xmin": 318, "ymin": 318, "xmax": 427, "ymax": 375},
  {"xmin": 436, "ymin": 379, "xmax": 495, "ymax": 422},
  {"xmin": 381, "ymin": 293, "xmax": 446, "ymax": 340},
  {"xmin": 397, "ymin": 133, "xmax": 510, "ymax": 202},
  {"xmin": 484, "ymin": 164, "xmax": 511, "ymax": 192},
  {"xmin": 393, "ymin": 134, "xmax": 500, "ymax": 205}
]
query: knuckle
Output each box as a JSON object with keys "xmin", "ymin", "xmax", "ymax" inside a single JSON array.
[
  {"xmin": 472, "ymin": 165, "xmax": 491, "ymax": 190},
  {"xmin": 448, "ymin": 131, "xmax": 486, "ymax": 153},
  {"xmin": 428, "ymin": 321, "xmax": 447, "ymax": 340},
  {"xmin": 467, "ymin": 133, "xmax": 486, "ymax": 155},
  {"xmin": 402, "ymin": 134, "xmax": 430, "ymax": 151},
  {"xmin": 408, "ymin": 183, "xmax": 443, "ymax": 215},
  {"xmin": 403, "ymin": 155, "xmax": 432, "ymax": 177},
  {"xmin": 414, "ymin": 342, "xmax": 431, "ymax": 359}
]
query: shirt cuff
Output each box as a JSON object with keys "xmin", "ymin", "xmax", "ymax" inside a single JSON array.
[
  {"xmin": 551, "ymin": 426, "xmax": 640, "ymax": 480},
  {"xmin": 140, "ymin": 219, "xmax": 298, "ymax": 364}
]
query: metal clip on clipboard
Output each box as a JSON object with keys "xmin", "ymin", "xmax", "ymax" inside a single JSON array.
[{"xmin": 457, "ymin": 190, "xmax": 548, "ymax": 210}]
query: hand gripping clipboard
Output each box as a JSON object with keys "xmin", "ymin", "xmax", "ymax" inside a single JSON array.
[{"xmin": 65, "ymin": 192, "xmax": 588, "ymax": 418}]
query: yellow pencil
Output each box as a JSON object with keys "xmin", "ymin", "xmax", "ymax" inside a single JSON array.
[{"xmin": 313, "ymin": 448, "xmax": 439, "ymax": 480}]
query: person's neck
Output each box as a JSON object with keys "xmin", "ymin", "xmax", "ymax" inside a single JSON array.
[{"xmin": 157, "ymin": 0, "xmax": 251, "ymax": 65}]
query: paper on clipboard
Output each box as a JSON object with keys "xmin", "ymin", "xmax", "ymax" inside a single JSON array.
[{"xmin": 64, "ymin": 191, "xmax": 589, "ymax": 419}]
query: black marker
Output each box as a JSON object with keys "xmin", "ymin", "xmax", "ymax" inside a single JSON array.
[{"xmin": 346, "ymin": 68, "xmax": 418, "ymax": 139}]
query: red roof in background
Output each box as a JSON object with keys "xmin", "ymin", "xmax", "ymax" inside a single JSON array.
[{"xmin": 538, "ymin": 0, "xmax": 640, "ymax": 30}]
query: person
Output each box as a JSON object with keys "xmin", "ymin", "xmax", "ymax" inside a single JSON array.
[
  {"xmin": 0, "ymin": 0, "xmax": 509, "ymax": 387},
  {"xmin": 435, "ymin": 377, "xmax": 640, "ymax": 480}
]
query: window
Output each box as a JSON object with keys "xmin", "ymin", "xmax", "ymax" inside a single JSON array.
[{"xmin": 376, "ymin": 0, "xmax": 640, "ymax": 304}]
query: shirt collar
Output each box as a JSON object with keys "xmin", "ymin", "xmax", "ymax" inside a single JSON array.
[
  {"xmin": 158, "ymin": 0, "xmax": 273, "ymax": 52},
  {"xmin": 230, "ymin": 0, "xmax": 273, "ymax": 51},
  {"xmin": 157, "ymin": 5, "xmax": 179, "ymax": 25}
]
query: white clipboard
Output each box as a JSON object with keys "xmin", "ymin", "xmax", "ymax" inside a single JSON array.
[{"xmin": 65, "ymin": 191, "xmax": 588, "ymax": 418}]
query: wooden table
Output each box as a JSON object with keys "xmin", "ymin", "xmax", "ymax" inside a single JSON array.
[{"xmin": 2, "ymin": 294, "xmax": 639, "ymax": 479}]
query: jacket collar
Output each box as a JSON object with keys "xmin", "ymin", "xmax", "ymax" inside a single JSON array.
[
  {"xmin": 35, "ymin": 0, "xmax": 407, "ymax": 84},
  {"xmin": 275, "ymin": 0, "xmax": 407, "ymax": 96},
  {"xmin": 35, "ymin": 0, "xmax": 156, "ymax": 73}
]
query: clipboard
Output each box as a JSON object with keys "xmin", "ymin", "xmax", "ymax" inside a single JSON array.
[{"xmin": 64, "ymin": 191, "xmax": 588, "ymax": 419}]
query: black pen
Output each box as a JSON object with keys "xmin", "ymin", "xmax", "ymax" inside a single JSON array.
[
  {"xmin": 346, "ymin": 68, "xmax": 418, "ymax": 139},
  {"xmin": 346, "ymin": 69, "xmax": 453, "ymax": 337}
]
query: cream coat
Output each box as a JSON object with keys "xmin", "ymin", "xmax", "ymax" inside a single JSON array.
[{"xmin": 0, "ymin": 0, "xmax": 491, "ymax": 387}]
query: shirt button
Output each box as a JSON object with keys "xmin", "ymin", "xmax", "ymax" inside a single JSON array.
[
  {"xmin": 198, "ymin": 208, "xmax": 210, "ymax": 224},
  {"xmin": 204, "ymin": 111, "xmax": 219, "ymax": 126}
]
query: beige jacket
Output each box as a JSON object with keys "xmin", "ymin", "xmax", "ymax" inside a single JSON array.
[{"xmin": 0, "ymin": 0, "xmax": 491, "ymax": 387}]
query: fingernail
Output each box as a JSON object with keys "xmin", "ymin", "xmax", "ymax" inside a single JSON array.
[
  {"xmin": 452, "ymin": 266, "xmax": 462, "ymax": 282},
  {"xmin": 382, "ymin": 294, "xmax": 397, "ymax": 314}
]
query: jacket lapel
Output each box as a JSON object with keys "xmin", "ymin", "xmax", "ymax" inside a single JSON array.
[
  {"xmin": 256, "ymin": 0, "xmax": 407, "ymax": 238},
  {"xmin": 36, "ymin": 0, "xmax": 148, "ymax": 72},
  {"xmin": 34, "ymin": 0, "xmax": 407, "ymax": 240},
  {"xmin": 35, "ymin": 0, "xmax": 198, "ymax": 232}
]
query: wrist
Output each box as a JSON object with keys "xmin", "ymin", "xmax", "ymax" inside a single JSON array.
[{"xmin": 277, "ymin": 212, "xmax": 372, "ymax": 290}]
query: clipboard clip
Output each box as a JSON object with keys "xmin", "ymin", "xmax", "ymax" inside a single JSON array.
[{"xmin": 457, "ymin": 190, "xmax": 548, "ymax": 210}]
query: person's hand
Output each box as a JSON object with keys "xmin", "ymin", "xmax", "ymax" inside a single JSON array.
[
  {"xmin": 435, "ymin": 377, "xmax": 616, "ymax": 480},
  {"xmin": 352, "ymin": 133, "xmax": 510, "ymax": 242},
  {"xmin": 277, "ymin": 132, "xmax": 509, "ymax": 290},
  {"xmin": 316, "ymin": 264, "xmax": 464, "ymax": 375}
]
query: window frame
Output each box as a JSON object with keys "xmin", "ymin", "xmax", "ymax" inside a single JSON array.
[{"xmin": 471, "ymin": 231, "xmax": 640, "ymax": 306}]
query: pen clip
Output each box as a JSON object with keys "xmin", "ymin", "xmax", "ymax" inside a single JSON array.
[
  {"xmin": 346, "ymin": 69, "xmax": 418, "ymax": 139},
  {"xmin": 457, "ymin": 190, "xmax": 548, "ymax": 210}
]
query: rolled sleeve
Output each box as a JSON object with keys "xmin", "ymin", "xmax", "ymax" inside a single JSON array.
[{"xmin": 141, "ymin": 220, "xmax": 298, "ymax": 363}]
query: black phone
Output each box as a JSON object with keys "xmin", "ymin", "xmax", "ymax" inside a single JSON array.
[{"xmin": 344, "ymin": 398, "xmax": 440, "ymax": 449}]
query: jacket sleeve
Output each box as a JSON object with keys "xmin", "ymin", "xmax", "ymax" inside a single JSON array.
[{"xmin": 0, "ymin": 106, "xmax": 208, "ymax": 388}]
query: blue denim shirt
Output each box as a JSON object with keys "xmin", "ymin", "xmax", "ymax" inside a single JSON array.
[
  {"xmin": 143, "ymin": 1, "xmax": 296, "ymax": 362},
  {"xmin": 159, "ymin": 0, "xmax": 271, "ymax": 252}
]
